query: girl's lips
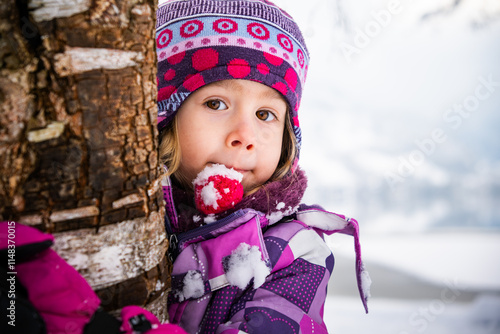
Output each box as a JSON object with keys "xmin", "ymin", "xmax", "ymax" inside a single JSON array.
[
  {"xmin": 214, "ymin": 163, "xmax": 247, "ymax": 173},
  {"xmin": 233, "ymin": 168, "xmax": 248, "ymax": 173},
  {"xmin": 228, "ymin": 167, "xmax": 249, "ymax": 175}
]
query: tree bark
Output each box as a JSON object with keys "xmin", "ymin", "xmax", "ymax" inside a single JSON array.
[{"xmin": 0, "ymin": 0, "xmax": 169, "ymax": 320}]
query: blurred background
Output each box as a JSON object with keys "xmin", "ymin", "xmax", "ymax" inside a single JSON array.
[{"xmin": 272, "ymin": 0, "xmax": 500, "ymax": 333}]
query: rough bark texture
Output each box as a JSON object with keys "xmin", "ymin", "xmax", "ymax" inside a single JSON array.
[{"xmin": 0, "ymin": 0, "xmax": 170, "ymax": 320}]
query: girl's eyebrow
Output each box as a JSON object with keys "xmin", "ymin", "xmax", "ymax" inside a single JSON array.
[
  {"xmin": 262, "ymin": 87, "xmax": 286, "ymax": 102},
  {"xmin": 211, "ymin": 80, "xmax": 285, "ymax": 102},
  {"xmin": 209, "ymin": 80, "xmax": 240, "ymax": 91}
]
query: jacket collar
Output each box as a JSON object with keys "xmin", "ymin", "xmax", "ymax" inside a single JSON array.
[{"xmin": 163, "ymin": 167, "xmax": 308, "ymax": 234}]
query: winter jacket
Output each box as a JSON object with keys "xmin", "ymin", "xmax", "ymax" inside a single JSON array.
[{"xmin": 163, "ymin": 169, "xmax": 370, "ymax": 334}]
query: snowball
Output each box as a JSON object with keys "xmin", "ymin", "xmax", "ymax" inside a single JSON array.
[
  {"xmin": 225, "ymin": 243, "xmax": 270, "ymax": 290},
  {"xmin": 194, "ymin": 164, "xmax": 244, "ymax": 215}
]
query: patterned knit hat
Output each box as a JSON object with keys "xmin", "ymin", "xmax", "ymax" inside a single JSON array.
[{"xmin": 156, "ymin": 0, "xmax": 309, "ymax": 150}]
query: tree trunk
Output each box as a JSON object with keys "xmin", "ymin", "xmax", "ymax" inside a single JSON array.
[{"xmin": 0, "ymin": 0, "xmax": 170, "ymax": 320}]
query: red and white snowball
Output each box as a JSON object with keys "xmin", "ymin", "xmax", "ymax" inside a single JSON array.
[{"xmin": 193, "ymin": 164, "xmax": 244, "ymax": 215}]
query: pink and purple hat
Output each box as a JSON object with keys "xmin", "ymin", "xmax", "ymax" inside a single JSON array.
[{"xmin": 156, "ymin": 0, "xmax": 310, "ymax": 150}]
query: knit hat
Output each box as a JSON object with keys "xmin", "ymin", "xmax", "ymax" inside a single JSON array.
[{"xmin": 156, "ymin": 0, "xmax": 309, "ymax": 151}]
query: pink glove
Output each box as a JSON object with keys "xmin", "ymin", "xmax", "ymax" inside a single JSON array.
[
  {"xmin": 120, "ymin": 306, "xmax": 187, "ymax": 333},
  {"xmin": 1, "ymin": 222, "xmax": 101, "ymax": 334}
]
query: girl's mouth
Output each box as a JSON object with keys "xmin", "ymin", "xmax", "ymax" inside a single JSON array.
[{"xmin": 210, "ymin": 162, "xmax": 248, "ymax": 174}]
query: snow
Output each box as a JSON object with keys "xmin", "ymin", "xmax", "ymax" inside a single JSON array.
[
  {"xmin": 324, "ymin": 232, "xmax": 500, "ymax": 333},
  {"xmin": 328, "ymin": 232, "xmax": 500, "ymax": 291},
  {"xmin": 176, "ymin": 270, "xmax": 205, "ymax": 302},
  {"xmin": 193, "ymin": 164, "xmax": 243, "ymax": 186},
  {"xmin": 204, "ymin": 214, "xmax": 217, "ymax": 224},
  {"xmin": 266, "ymin": 204, "xmax": 299, "ymax": 225},
  {"xmin": 199, "ymin": 181, "xmax": 221, "ymax": 209},
  {"xmin": 360, "ymin": 266, "xmax": 372, "ymax": 299},
  {"xmin": 225, "ymin": 243, "xmax": 271, "ymax": 290},
  {"xmin": 324, "ymin": 294, "xmax": 500, "ymax": 334}
]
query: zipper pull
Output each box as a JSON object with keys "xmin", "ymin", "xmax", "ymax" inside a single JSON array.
[{"xmin": 167, "ymin": 233, "xmax": 178, "ymax": 263}]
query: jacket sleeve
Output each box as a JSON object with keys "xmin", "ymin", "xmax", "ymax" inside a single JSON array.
[{"xmin": 216, "ymin": 221, "xmax": 333, "ymax": 334}]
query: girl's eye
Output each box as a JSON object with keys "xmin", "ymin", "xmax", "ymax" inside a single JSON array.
[
  {"xmin": 205, "ymin": 99, "xmax": 227, "ymax": 110},
  {"xmin": 256, "ymin": 110, "xmax": 276, "ymax": 121}
]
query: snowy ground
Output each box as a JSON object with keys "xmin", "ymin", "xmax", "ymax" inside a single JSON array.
[
  {"xmin": 324, "ymin": 232, "xmax": 500, "ymax": 333},
  {"xmin": 325, "ymin": 294, "xmax": 500, "ymax": 334}
]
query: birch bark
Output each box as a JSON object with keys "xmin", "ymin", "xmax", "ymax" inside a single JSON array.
[{"xmin": 0, "ymin": 0, "xmax": 169, "ymax": 320}]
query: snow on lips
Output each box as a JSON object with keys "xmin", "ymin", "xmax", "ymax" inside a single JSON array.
[{"xmin": 193, "ymin": 164, "xmax": 244, "ymax": 215}]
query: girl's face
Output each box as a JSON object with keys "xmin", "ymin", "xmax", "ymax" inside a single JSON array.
[{"xmin": 176, "ymin": 79, "xmax": 287, "ymax": 193}]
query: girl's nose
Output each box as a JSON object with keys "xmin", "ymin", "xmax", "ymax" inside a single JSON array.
[{"xmin": 226, "ymin": 112, "xmax": 256, "ymax": 151}]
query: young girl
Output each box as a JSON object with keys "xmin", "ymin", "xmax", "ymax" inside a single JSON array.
[{"xmin": 156, "ymin": 1, "xmax": 370, "ymax": 333}]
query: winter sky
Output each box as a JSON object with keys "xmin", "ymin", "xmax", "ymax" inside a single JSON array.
[{"xmin": 273, "ymin": 0, "xmax": 500, "ymax": 233}]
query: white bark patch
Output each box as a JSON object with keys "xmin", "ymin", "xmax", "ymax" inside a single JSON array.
[
  {"xmin": 53, "ymin": 47, "xmax": 144, "ymax": 76},
  {"xmin": 147, "ymin": 176, "xmax": 163, "ymax": 197},
  {"xmin": 29, "ymin": 0, "xmax": 91, "ymax": 22},
  {"xmin": 18, "ymin": 214, "xmax": 43, "ymax": 225},
  {"xmin": 27, "ymin": 121, "xmax": 65, "ymax": 142},
  {"xmin": 53, "ymin": 210, "xmax": 167, "ymax": 289},
  {"xmin": 50, "ymin": 205, "xmax": 99, "ymax": 222},
  {"xmin": 131, "ymin": 4, "xmax": 151, "ymax": 17},
  {"xmin": 112, "ymin": 193, "xmax": 144, "ymax": 209}
]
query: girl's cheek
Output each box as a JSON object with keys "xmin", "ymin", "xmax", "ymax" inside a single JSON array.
[
  {"xmin": 257, "ymin": 126, "xmax": 279, "ymax": 142},
  {"xmin": 258, "ymin": 129, "xmax": 284, "ymax": 155}
]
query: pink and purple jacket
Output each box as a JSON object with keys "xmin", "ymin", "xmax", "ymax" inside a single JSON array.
[{"xmin": 162, "ymin": 169, "xmax": 370, "ymax": 334}]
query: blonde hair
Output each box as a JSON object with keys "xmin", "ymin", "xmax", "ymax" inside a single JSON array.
[{"xmin": 159, "ymin": 112, "xmax": 297, "ymax": 193}]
